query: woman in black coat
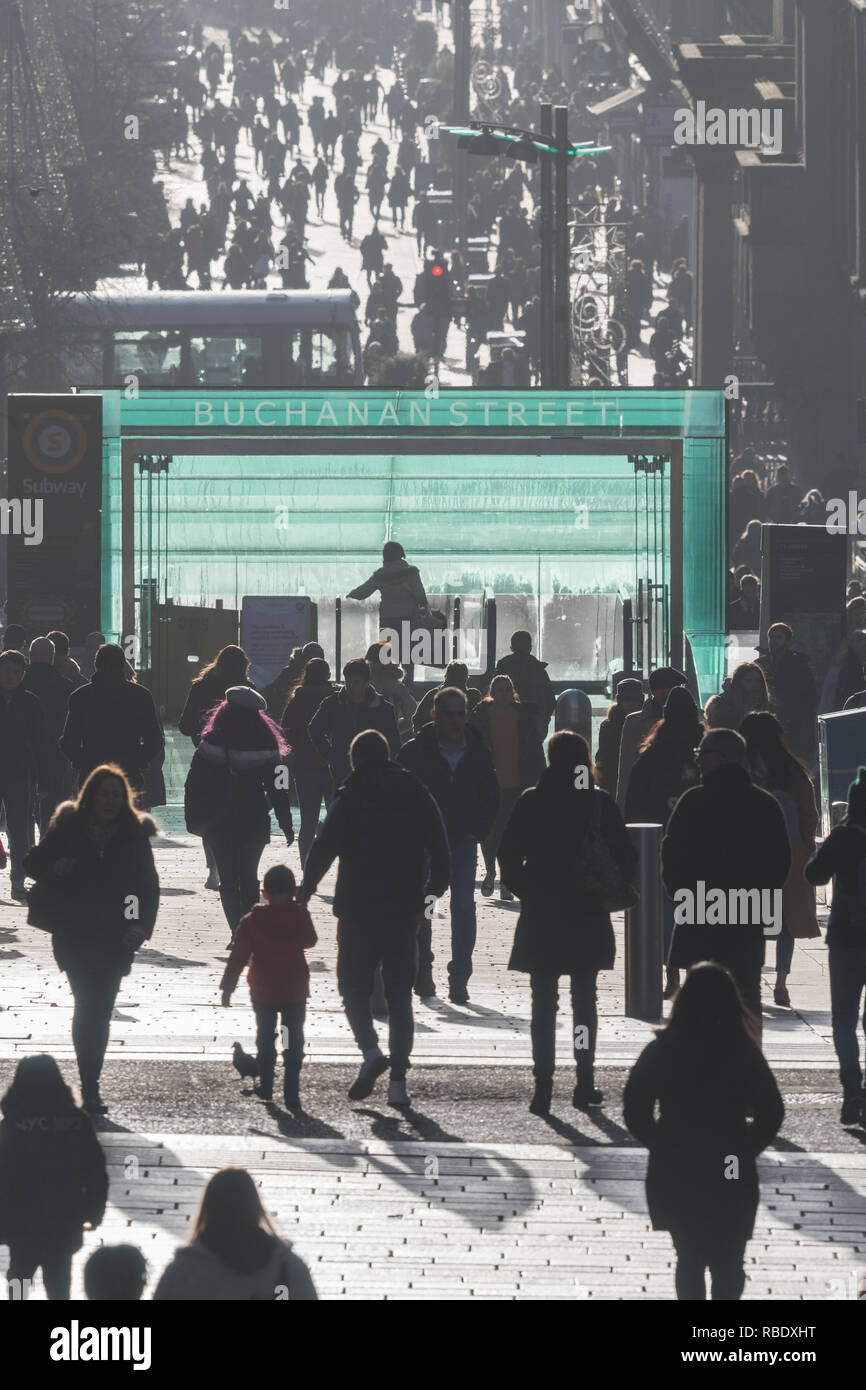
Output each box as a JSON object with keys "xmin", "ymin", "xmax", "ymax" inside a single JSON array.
[
  {"xmin": 498, "ymin": 731, "xmax": 637, "ymax": 1115},
  {"xmin": 281, "ymin": 658, "xmax": 337, "ymax": 866},
  {"xmin": 23, "ymin": 766, "xmax": 160, "ymax": 1114},
  {"xmin": 185, "ymin": 687, "xmax": 294, "ymax": 946},
  {"xmin": 623, "ymin": 963, "xmax": 784, "ymax": 1300},
  {"xmin": 178, "ymin": 645, "xmax": 255, "ymax": 890},
  {"xmin": 595, "ymin": 678, "xmax": 643, "ymax": 794},
  {"xmin": 0, "ymin": 1055, "xmax": 108, "ymax": 1300}
]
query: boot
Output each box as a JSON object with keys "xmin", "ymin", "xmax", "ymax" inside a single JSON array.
[
  {"xmin": 254, "ymin": 1064, "xmax": 274, "ymax": 1101},
  {"xmin": 529, "ymin": 1074, "xmax": 553, "ymax": 1116},
  {"xmin": 283, "ymin": 1060, "xmax": 301, "ymax": 1111},
  {"xmin": 573, "ymin": 1062, "xmax": 603, "ymax": 1109}
]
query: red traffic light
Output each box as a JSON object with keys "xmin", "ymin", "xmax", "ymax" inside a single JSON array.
[{"xmin": 431, "ymin": 264, "xmax": 444, "ymax": 277}]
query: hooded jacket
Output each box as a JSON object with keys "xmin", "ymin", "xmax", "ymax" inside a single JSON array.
[
  {"xmin": 220, "ymin": 901, "xmax": 318, "ymax": 1003},
  {"xmin": 0, "ymin": 1098, "xmax": 107, "ymax": 1258},
  {"xmin": 153, "ymin": 1234, "xmax": 317, "ymax": 1301},
  {"xmin": 307, "ymin": 684, "xmax": 400, "ymax": 787},
  {"xmin": 397, "ymin": 722, "xmax": 499, "ymax": 846},
  {"xmin": 301, "ymin": 759, "xmax": 450, "ymax": 921},
  {"xmin": 184, "ymin": 735, "xmax": 293, "ymax": 845},
  {"xmin": 346, "ymin": 558, "xmax": 428, "ymax": 624},
  {"xmin": 60, "ymin": 672, "xmax": 163, "ymax": 789},
  {"xmin": 23, "ymin": 802, "xmax": 159, "ymax": 970}
]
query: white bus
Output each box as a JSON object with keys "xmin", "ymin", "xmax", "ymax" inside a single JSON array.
[{"xmin": 54, "ymin": 289, "xmax": 363, "ymax": 388}]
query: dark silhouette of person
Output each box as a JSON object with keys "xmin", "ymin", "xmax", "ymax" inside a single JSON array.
[
  {"xmin": 281, "ymin": 658, "xmax": 337, "ymax": 866},
  {"xmin": 499, "ymin": 731, "xmax": 636, "ymax": 1115},
  {"xmin": 84, "ymin": 1244, "xmax": 148, "ymax": 1300},
  {"xmin": 624, "ymin": 963, "xmax": 784, "ymax": 1300},
  {"xmin": 23, "ymin": 766, "xmax": 159, "ymax": 1112},
  {"xmin": 0, "ymin": 1055, "xmax": 108, "ymax": 1300},
  {"xmin": 0, "ymin": 648, "xmax": 45, "ymax": 899},
  {"xmin": 60, "ymin": 643, "xmax": 163, "ymax": 793},
  {"xmin": 308, "ymin": 657, "xmax": 400, "ymax": 789}
]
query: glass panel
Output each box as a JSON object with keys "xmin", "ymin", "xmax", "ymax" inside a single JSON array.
[
  {"xmin": 189, "ymin": 334, "xmax": 264, "ymax": 387},
  {"xmin": 57, "ymin": 335, "xmax": 104, "ymax": 387},
  {"xmin": 112, "ymin": 330, "xmax": 183, "ymax": 386}
]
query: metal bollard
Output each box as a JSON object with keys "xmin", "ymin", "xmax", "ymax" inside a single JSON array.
[{"xmin": 625, "ymin": 823, "xmax": 664, "ymax": 1021}]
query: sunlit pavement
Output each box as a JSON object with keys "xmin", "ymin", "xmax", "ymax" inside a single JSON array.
[{"xmin": 1, "ymin": 808, "xmax": 864, "ymax": 1299}]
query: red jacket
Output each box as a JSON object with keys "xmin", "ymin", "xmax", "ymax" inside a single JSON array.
[{"xmin": 220, "ymin": 902, "xmax": 317, "ymax": 1004}]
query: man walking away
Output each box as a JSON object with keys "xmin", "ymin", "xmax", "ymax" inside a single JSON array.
[
  {"xmin": 494, "ymin": 631, "xmax": 556, "ymax": 745},
  {"xmin": 299, "ymin": 731, "xmax": 450, "ymax": 1108},
  {"xmin": 60, "ymin": 644, "xmax": 163, "ymax": 793},
  {"xmin": 398, "ymin": 687, "xmax": 499, "ymax": 1002},
  {"xmin": 24, "ymin": 637, "xmax": 74, "ymax": 832},
  {"xmin": 0, "ymin": 650, "xmax": 44, "ymax": 900}
]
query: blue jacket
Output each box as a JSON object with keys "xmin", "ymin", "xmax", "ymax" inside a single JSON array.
[{"xmin": 398, "ymin": 723, "xmax": 499, "ymax": 846}]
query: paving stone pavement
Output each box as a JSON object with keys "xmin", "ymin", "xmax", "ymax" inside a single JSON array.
[{"xmin": 1, "ymin": 808, "xmax": 864, "ymax": 1300}]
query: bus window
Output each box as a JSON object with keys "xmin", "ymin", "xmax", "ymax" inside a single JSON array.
[
  {"xmin": 113, "ymin": 330, "xmax": 183, "ymax": 385},
  {"xmin": 291, "ymin": 327, "xmax": 353, "ymax": 384},
  {"xmin": 56, "ymin": 335, "xmax": 105, "ymax": 387},
  {"xmin": 189, "ymin": 333, "xmax": 264, "ymax": 386}
]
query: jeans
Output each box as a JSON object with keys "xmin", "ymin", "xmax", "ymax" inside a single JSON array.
[
  {"xmin": 253, "ymin": 1001, "xmax": 306, "ymax": 1092},
  {"xmin": 671, "ymin": 1230, "xmax": 748, "ymax": 1301},
  {"xmin": 64, "ymin": 957, "xmax": 126, "ymax": 1095},
  {"xmin": 337, "ymin": 917, "xmax": 417, "ymax": 1078},
  {"xmin": 295, "ymin": 766, "xmax": 332, "ymax": 866},
  {"xmin": 0, "ymin": 773, "xmax": 32, "ymax": 888},
  {"xmin": 209, "ymin": 837, "xmax": 264, "ymax": 935},
  {"xmin": 529, "ymin": 971, "xmax": 599, "ymax": 1082},
  {"xmin": 7, "ymin": 1250, "xmax": 72, "ymax": 1301},
  {"xmin": 828, "ymin": 945, "xmax": 866, "ymax": 1095},
  {"xmin": 417, "ymin": 838, "xmax": 478, "ymax": 984},
  {"xmin": 483, "ymin": 786, "xmax": 521, "ymax": 878}
]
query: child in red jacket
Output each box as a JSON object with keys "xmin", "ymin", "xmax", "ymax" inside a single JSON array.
[{"xmin": 221, "ymin": 864, "xmax": 317, "ymax": 1109}]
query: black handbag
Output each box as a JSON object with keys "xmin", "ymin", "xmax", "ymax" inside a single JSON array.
[
  {"xmin": 26, "ymin": 879, "xmax": 68, "ymax": 934},
  {"xmin": 575, "ymin": 793, "xmax": 639, "ymax": 913}
]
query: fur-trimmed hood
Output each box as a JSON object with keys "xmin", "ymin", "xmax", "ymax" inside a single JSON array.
[{"xmin": 49, "ymin": 800, "xmax": 158, "ymax": 837}]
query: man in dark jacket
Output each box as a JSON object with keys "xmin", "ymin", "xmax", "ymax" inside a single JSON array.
[
  {"xmin": 412, "ymin": 660, "xmax": 482, "ymax": 732},
  {"xmin": 24, "ymin": 636, "xmax": 74, "ymax": 831},
  {"xmin": 662, "ymin": 729, "xmax": 791, "ymax": 1039},
  {"xmin": 307, "ymin": 657, "xmax": 399, "ymax": 787},
  {"xmin": 757, "ymin": 623, "xmax": 819, "ymax": 762},
  {"xmin": 60, "ymin": 643, "xmax": 164, "ymax": 792},
  {"xmin": 299, "ymin": 730, "xmax": 450, "ymax": 1108},
  {"xmin": 494, "ymin": 631, "xmax": 555, "ymax": 743},
  {"xmin": 727, "ymin": 574, "xmax": 760, "ymax": 632},
  {"xmin": 0, "ymin": 649, "xmax": 44, "ymax": 899},
  {"xmin": 398, "ymin": 687, "xmax": 499, "ymax": 1002}
]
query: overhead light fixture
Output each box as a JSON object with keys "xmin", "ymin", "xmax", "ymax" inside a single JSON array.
[
  {"xmin": 505, "ymin": 136, "xmax": 539, "ymax": 163},
  {"xmin": 457, "ymin": 129, "xmax": 501, "ymax": 156}
]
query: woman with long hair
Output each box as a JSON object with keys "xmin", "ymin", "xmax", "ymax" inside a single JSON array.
[
  {"xmin": 740, "ymin": 711, "xmax": 820, "ymax": 1006},
  {"xmin": 595, "ymin": 678, "xmax": 644, "ymax": 794},
  {"xmin": 23, "ymin": 766, "xmax": 160, "ymax": 1113},
  {"xmin": 153, "ymin": 1168, "xmax": 316, "ymax": 1300},
  {"xmin": 281, "ymin": 658, "xmax": 336, "ymax": 866},
  {"xmin": 179, "ymin": 645, "xmax": 255, "ymax": 890},
  {"xmin": 624, "ymin": 963, "xmax": 784, "ymax": 1300},
  {"xmin": 704, "ymin": 661, "xmax": 770, "ymax": 731},
  {"xmin": 499, "ymin": 731, "xmax": 637, "ymax": 1114},
  {"xmin": 184, "ymin": 688, "xmax": 294, "ymax": 946},
  {"xmin": 626, "ymin": 687, "xmax": 705, "ymax": 998},
  {"xmin": 0, "ymin": 1055, "xmax": 108, "ymax": 1300},
  {"xmin": 473, "ymin": 673, "xmax": 545, "ymax": 900},
  {"xmin": 263, "ymin": 641, "xmax": 325, "ymax": 722}
]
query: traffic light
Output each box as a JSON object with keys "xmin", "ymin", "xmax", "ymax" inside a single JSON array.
[{"xmin": 424, "ymin": 256, "xmax": 451, "ymax": 312}]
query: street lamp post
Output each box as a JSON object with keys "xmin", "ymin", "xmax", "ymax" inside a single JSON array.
[
  {"xmin": 441, "ymin": 115, "xmax": 611, "ymax": 386},
  {"xmin": 452, "ymin": 0, "xmax": 473, "ymax": 254}
]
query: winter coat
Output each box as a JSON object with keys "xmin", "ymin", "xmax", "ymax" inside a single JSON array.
[
  {"xmin": 220, "ymin": 901, "xmax": 317, "ymax": 1003},
  {"xmin": 595, "ymin": 706, "xmax": 626, "ymax": 794},
  {"xmin": 369, "ymin": 675, "xmax": 417, "ymax": 742},
  {"xmin": 615, "ymin": 696, "xmax": 664, "ymax": 810},
  {"xmin": 301, "ymin": 760, "xmax": 450, "ymax": 921},
  {"xmin": 307, "ymin": 685, "xmax": 400, "ymax": 787},
  {"xmin": 623, "ymin": 1028, "xmax": 784, "ymax": 1240},
  {"xmin": 0, "ymin": 1102, "xmax": 107, "ymax": 1260},
  {"xmin": 24, "ymin": 664, "xmax": 74, "ymax": 802},
  {"xmin": 23, "ymin": 804, "xmax": 159, "ymax": 973},
  {"xmin": 471, "ymin": 699, "xmax": 545, "ymax": 791},
  {"xmin": 704, "ymin": 688, "xmax": 767, "ymax": 732},
  {"xmin": 493, "ymin": 652, "xmax": 556, "ymax": 735},
  {"xmin": 413, "ymin": 683, "xmax": 482, "ymax": 733},
  {"xmin": 60, "ymin": 673, "xmax": 163, "ymax": 790},
  {"xmin": 805, "ymin": 824, "xmax": 866, "ymax": 947},
  {"xmin": 0, "ymin": 685, "xmax": 44, "ymax": 783},
  {"xmin": 184, "ymin": 736, "xmax": 293, "ymax": 846},
  {"xmin": 281, "ymin": 682, "xmax": 337, "ymax": 775},
  {"xmin": 755, "ymin": 650, "xmax": 818, "ymax": 761},
  {"xmin": 662, "ymin": 764, "xmax": 791, "ymax": 972},
  {"xmin": 398, "ymin": 723, "xmax": 499, "ymax": 847},
  {"xmin": 499, "ymin": 771, "xmax": 637, "ymax": 975},
  {"xmin": 153, "ymin": 1234, "xmax": 317, "ymax": 1301},
  {"xmin": 750, "ymin": 759, "xmax": 819, "ymax": 938},
  {"xmin": 178, "ymin": 672, "xmax": 256, "ymax": 744},
  {"xmin": 624, "ymin": 732, "xmax": 700, "ymax": 828},
  {"xmin": 346, "ymin": 558, "xmax": 428, "ymax": 627}
]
